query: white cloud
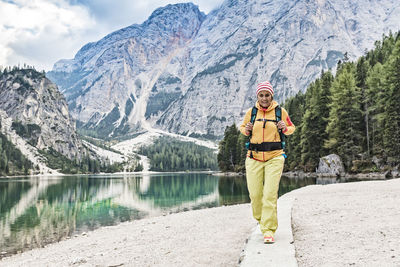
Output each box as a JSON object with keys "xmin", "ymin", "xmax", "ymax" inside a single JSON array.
[
  {"xmin": 0, "ymin": 0, "xmax": 224, "ymax": 71},
  {"xmin": 71, "ymin": 0, "xmax": 224, "ymax": 35},
  {"xmin": 0, "ymin": 0, "xmax": 96, "ymax": 70}
]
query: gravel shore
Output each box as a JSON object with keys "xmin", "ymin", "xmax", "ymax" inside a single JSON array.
[
  {"xmin": 1, "ymin": 178, "xmax": 399, "ymax": 266},
  {"xmin": 0, "ymin": 204, "xmax": 255, "ymax": 267},
  {"xmin": 292, "ymin": 178, "xmax": 400, "ymax": 267}
]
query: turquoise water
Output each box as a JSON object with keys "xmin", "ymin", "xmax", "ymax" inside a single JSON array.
[{"xmin": 0, "ymin": 173, "xmax": 316, "ymax": 257}]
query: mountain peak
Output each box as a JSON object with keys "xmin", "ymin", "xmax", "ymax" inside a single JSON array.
[
  {"xmin": 54, "ymin": 2, "xmax": 206, "ymax": 73},
  {"xmin": 144, "ymin": 2, "xmax": 206, "ymax": 37},
  {"xmin": 48, "ymin": 0, "xmax": 400, "ymax": 139},
  {"xmin": 148, "ymin": 2, "xmax": 205, "ymax": 20}
]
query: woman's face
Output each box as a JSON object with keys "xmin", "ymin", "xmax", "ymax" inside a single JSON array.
[{"xmin": 257, "ymin": 91, "xmax": 273, "ymax": 108}]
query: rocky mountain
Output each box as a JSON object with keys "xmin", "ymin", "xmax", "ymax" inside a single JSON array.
[
  {"xmin": 48, "ymin": 3, "xmax": 205, "ymax": 139},
  {"xmin": 48, "ymin": 0, "xmax": 400, "ymax": 139},
  {"xmin": 0, "ymin": 68, "xmax": 83, "ymax": 161}
]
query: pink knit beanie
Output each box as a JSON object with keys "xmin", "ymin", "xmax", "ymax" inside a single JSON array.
[{"xmin": 256, "ymin": 81, "xmax": 274, "ymax": 96}]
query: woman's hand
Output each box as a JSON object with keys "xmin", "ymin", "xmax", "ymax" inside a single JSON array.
[
  {"xmin": 277, "ymin": 121, "xmax": 287, "ymax": 132},
  {"xmin": 245, "ymin": 122, "xmax": 253, "ymax": 135}
]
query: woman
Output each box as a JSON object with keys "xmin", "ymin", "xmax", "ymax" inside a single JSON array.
[{"xmin": 240, "ymin": 81, "xmax": 295, "ymax": 244}]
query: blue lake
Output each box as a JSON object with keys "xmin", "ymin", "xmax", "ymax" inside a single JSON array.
[{"xmin": 0, "ymin": 172, "xmax": 318, "ymax": 257}]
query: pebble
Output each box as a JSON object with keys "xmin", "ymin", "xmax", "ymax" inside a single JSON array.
[{"xmin": 70, "ymin": 257, "xmax": 87, "ymax": 264}]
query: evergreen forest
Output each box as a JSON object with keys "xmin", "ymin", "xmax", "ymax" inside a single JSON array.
[
  {"xmin": 0, "ymin": 119, "xmax": 33, "ymax": 176},
  {"xmin": 0, "ymin": 66, "xmax": 126, "ymax": 176},
  {"xmin": 38, "ymin": 147, "xmax": 125, "ymax": 174},
  {"xmin": 217, "ymin": 124, "xmax": 248, "ymax": 172},
  {"xmin": 0, "ymin": 120, "xmax": 124, "ymax": 176},
  {"xmin": 139, "ymin": 136, "xmax": 218, "ymax": 171},
  {"xmin": 218, "ymin": 32, "xmax": 400, "ymax": 174}
]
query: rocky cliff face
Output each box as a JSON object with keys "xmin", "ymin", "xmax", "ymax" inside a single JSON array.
[
  {"xmin": 48, "ymin": 0, "xmax": 400, "ymax": 139},
  {"xmin": 0, "ymin": 68, "xmax": 83, "ymax": 160},
  {"xmin": 48, "ymin": 3, "xmax": 206, "ymax": 138}
]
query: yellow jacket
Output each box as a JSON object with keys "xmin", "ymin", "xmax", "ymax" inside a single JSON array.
[{"xmin": 240, "ymin": 100, "xmax": 295, "ymax": 162}]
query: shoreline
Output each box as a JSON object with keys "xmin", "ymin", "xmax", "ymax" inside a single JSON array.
[
  {"xmin": 2, "ymin": 168, "xmax": 395, "ymax": 180},
  {"xmin": 1, "ymin": 178, "xmax": 399, "ymax": 266},
  {"xmin": 213, "ymin": 170, "xmax": 393, "ymax": 180},
  {"xmin": 0, "ymin": 204, "xmax": 255, "ymax": 266},
  {"xmin": 0, "ymin": 170, "xmax": 218, "ymax": 179},
  {"xmin": 283, "ymin": 170, "xmax": 392, "ymax": 180}
]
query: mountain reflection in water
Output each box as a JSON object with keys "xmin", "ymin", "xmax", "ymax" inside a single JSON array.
[{"xmin": 0, "ymin": 173, "xmax": 315, "ymax": 257}]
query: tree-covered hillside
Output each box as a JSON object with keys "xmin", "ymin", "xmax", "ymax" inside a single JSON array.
[
  {"xmin": 0, "ymin": 66, "xmax": 126, "ymax": 175},
  {"xmin": 139, "ymin": 137, "xmax": 218, "ymax": 171},
  {"xmin": 0, "ymin": 119, "xmax": 33, "ymax": 176},
  {"xmin": 218, "ymin": 31, "xmax": 400, "ymax": 173}
]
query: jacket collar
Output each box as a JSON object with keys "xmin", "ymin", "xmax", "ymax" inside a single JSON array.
[{"xmin": 256, "ymin": 100, "xmax": 278, "ymax": 112}]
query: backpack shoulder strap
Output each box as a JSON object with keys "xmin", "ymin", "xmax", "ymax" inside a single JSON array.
[
  {"xmin": 275, "ymin": 105, "xmax": 282, "ymax": 121},
  {"xmin": 250, "ymin": 106, "xmax": 258, "ymax": 124},
  {"xmin": 275, "ymin": 105, "xmax": 286, "ymax": 150},
  {"xmin": 245, "ymin": 107, "xmax": 258, "ymax": 156}
]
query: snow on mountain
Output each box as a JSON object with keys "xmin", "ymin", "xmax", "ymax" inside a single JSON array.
[{"xmin": 47, "ymin": 0, "xmax": 400, "ymax": 139}]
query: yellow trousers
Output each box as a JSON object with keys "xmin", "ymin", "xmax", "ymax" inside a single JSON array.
[{"xmin": 245, "ymin": 155, "xmax": 285, "ymax": 236}]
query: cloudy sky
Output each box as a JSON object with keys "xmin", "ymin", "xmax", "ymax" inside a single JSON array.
[{"xmin": 0, "ymin": 0, "xmax": 224, "ymax": 71}]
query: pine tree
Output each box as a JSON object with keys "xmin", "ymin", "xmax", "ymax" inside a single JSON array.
[
  {"xmin": 325, "ymin": 63, "xmax": 364, "ymax": 170},
  {"xmin": 300, "ymin": 81, "xmax": 322, "ymax": 171},
  {"xmin": 298, "ymin": 71, "xmax": 333, "ymax": 171},
  {"xmin": 318, "ymin": 71, "xmax": 334, "ymax": 155},
  {"xmin": 355, "ymin": 57, "xmax": 370, "ymax": 155},
  {"xmin": 217, "ymin": 124, "xmax": 239, "ymax": 171},
  {"xmin": 366, "ymin": 63, "xmax": 385, "ymax": 156},
  {"xmin": 284, "ymin": 92, "xmax": 305, "ymax": 170},
  {"xmin": 235, "ymin": 134, "xmax": 247, "ymax": 172},
  {"xmin": 367, "ymin": 32, "xmax": 397, "ymax": 66},
  {"xmin": 382, "ymin": 39, "xmax": 400, "ymax": 163}
]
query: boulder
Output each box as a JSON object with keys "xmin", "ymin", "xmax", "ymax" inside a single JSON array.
[
  {"xmin": 391, "ymin": 166, "xmax": 400, "ymax": 178},
  {"xmin": 372, "ymin": 156, "xmax": 384, "ymax": 169},
  {"xmin": 316, "ymin": 154, "xmax": 345, "ymax": 176}
]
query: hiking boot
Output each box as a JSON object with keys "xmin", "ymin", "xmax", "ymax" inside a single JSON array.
[{"xmin": 263, "ymin": 235, "xmax": 275, "ymax": 244}]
